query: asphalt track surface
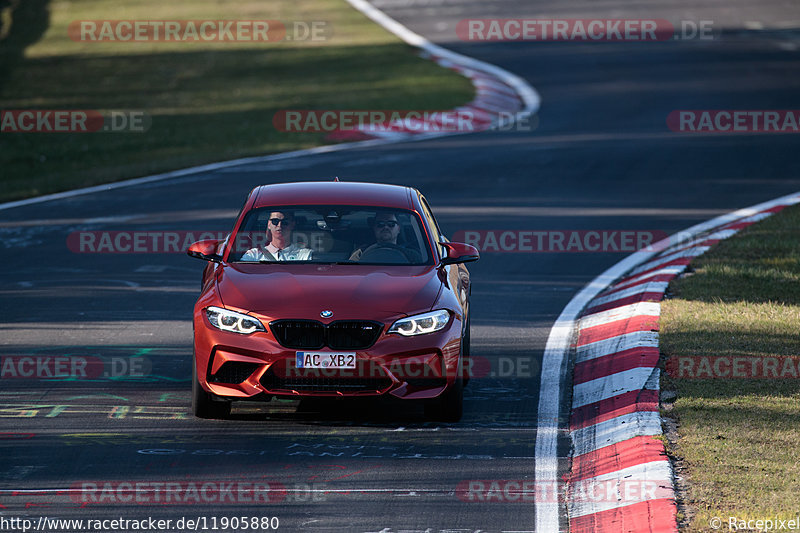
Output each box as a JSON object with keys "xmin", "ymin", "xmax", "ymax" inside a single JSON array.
[{"xmin": 2, "ymin": 0, "xmax": 800, "ymax": 531}]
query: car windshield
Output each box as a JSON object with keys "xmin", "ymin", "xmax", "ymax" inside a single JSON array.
[{"xmin": 228, "ymin": 205, "xmax": 433, "ymax": 265}]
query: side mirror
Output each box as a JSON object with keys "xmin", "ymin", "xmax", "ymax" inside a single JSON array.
[
  {"xmin": 187, "ymin": 239, "xmax": 223, "ymax": 263},
  {"xmin": 440, "ymin": 241, "xmax": 479, "ymax": 265}
]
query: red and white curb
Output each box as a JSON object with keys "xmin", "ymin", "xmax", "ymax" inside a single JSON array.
[
  {"xmin": 566, "ymin": 193, "xmax": 800, "ymax": 532},
  {"xmin": 334, "ymin": 0, "xmax": 538, "ymax": 141},
  {"xmin": 327, "ymin": 58, "xmax": 525, "ymax": 141}
]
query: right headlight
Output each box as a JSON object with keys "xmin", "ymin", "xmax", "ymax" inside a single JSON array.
[
  {"xmin": 388, "ymin": 310, "xmax": 451, "ymax": 336},
  {"xmin": 206, "ymin": 306, "xmax": 266, "ymax": 335}
]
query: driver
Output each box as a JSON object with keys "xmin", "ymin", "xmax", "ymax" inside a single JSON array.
[
  {"xmin": 241, "ymin": 210, "xmax": 312, "ymax": 261},
  {"xmin": 349, "ymin": 212, "xmax": 421, "ymax": 262}
]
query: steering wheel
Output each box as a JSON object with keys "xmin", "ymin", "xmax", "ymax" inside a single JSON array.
[{"xmin": 358, "ymin": 243, "xmax": 413, "ymax": 263}]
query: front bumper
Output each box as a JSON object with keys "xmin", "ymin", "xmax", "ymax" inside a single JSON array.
[{"xmin": 193, "ymin": 310, "xmax": 463, "ymax": 401}]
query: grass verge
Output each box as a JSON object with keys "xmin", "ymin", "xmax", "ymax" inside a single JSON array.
[
  {"xmin": 0, "ymin": 0, "xmax": 474, "ymax": 202},
  {"xmin": 660, "ymin": 204, "xmax": 800, "ymax": 530}
]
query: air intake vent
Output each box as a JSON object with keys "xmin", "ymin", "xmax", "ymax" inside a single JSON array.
[{"xmin": 209, "ymin": 362, "xmax": 261, "ymax": 384}]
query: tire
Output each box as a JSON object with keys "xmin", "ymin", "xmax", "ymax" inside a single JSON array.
[
  {"xmin": 462, "ymin": 314, "xmax": 471, "ymax": 386},
  {"xmin": 192, "ymin": 360, "xmax": 231, "ymax": 419},
  {"xmin": 425, "ymin": 375, "xmax": 463, "ymax": 422},
  {"xmin": 425, "ymin": 348, "xmax": 464, "ymax": 422},
  {"xmin": 425, "ymin": 318, "xmax": 467, "ymax": 422}
]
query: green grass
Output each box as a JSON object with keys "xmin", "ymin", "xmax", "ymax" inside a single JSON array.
[
  {"xmin": 0, "ymin": 0, "xmax": 474, "ymax": 202},
  {"xmin": 660, "ymin": 204, "xmax": 800, "ymax": 530}
]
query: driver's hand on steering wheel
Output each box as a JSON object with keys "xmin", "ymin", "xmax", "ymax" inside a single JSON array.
[{"xmin": 350, "ymin": 242, "xmax": 412, "ymax": 263}]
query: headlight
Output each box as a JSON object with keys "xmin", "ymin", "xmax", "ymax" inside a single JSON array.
[
  {"xmin": 205, "ymin": 306, "xmax": 265, "ymax": 334},
  {"xmin": 388, "ymin": 310, "xmax": 450, "ymax": 336}
]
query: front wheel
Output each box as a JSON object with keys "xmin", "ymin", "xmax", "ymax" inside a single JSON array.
[
  {"xmin": 425, "ymin": 376, "xmax": 463, "ymax": 422},
  {"xmin": 462, "ymin": 314, "xmax": 471, "ymax": 386},
  {"xmin": 192, "ymin": 361, "xmax": 231, "ymax": 419},
  {"xmin": 425, "ymin": 352, "xmax": 464, "ymax": 422}
]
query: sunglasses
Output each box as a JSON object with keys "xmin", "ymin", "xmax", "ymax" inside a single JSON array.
[
  {"xmin": 269, "ymin": 218, "xmax": 292, "ymax": 226},
  {"xmin": 375, "ymin": 221, "xmax": 398, "ymax": 228}
]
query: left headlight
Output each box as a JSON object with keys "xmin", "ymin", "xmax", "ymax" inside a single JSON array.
[
  {"xmin": 205, "ymin": 306, "xmax": 266, "ymax": 335},
  {"xmin": 388, "ymin": 310, "xmax": 451, "ymax": 336}
]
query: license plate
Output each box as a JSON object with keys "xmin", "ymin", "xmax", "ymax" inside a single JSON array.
[{"xmin": 295, "ymin": 351, "xmax": 356, "ymax": 369}]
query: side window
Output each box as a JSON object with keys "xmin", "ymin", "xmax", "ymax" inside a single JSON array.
[{"xmin": 419, "ymin": 195, "xmax": 445, "ymax": 258}]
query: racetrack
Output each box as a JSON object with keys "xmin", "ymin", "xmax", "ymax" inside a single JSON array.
[{"xmin": 2, "ymin": 0, "xmax": 800, "ymax": 531}]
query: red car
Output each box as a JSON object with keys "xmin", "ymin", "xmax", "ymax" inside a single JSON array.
[{"xmin": 188, "ymin": 181, "xmax": 478, "ymax": 421}]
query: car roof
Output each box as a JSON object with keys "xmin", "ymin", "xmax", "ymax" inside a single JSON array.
[{"xmin": 251, "ymin": 181, "xmax": 416, "ymax": 210}]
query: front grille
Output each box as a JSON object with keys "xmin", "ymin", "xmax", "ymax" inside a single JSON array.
[
  {"xmin": 260, "ymin": 361, "xmax": 392, "ymax": 393},
  {"xmin": 327, "ymin": 321, "xmax": 382, "ymax": 349},
  {"xmin": 270, "ymin": 320, "xmax": 382, "ymax": 350},
  {"xmin": 209, "ymin": 362, "xmax": 261, "ymax": 384},
  {"xmin": 270, "ymin": 320, "xmax": 325, "ymax": 349}
]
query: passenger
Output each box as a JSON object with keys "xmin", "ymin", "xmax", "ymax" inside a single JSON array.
[{"xmin": 241, "ymin": 211, "xmax": 312, "ymax": 261}]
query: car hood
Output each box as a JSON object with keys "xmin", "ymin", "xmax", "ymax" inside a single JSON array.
[{"xmin": 216, "ymin": 263, "xmax": 443, "ymax": 320}]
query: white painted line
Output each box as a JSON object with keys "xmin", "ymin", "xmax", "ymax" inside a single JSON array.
[
  {"xmin": 587, "ymin": 281, "xmax": 669, "ymax": 309},
  {"xmin": 568, "ymin": 460, "xmax": 674, "ymax": 517},
  {"xmin": 576, "ymin": 331, "xmax": 660, "ymax": 363},
  {"xmin": 571, "ymin": 411, "xmax": 664, "ymax": 458},
  {"xmin": 573, "ymin": 367, "xmax": 659, "ymax": 409},
  {"xmin": 579, "ymin": 302, "xmax": 660, "ymax": 330},
  {"xmin": 0, "ymin": 140, "xmax": 382, "ymax": 213}
]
